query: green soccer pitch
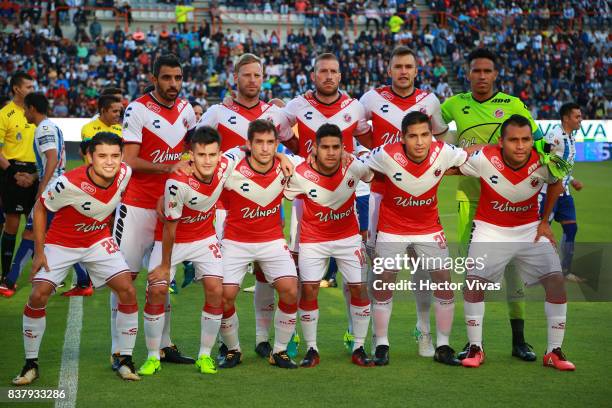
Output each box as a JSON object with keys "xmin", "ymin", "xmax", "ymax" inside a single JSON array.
[{"xmin": 1, "ymin": 160, "xmax": 611, "ymax": 407}]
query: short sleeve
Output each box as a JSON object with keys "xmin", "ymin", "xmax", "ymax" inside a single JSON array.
[
  {"xmin": 40, "ymin": 176, "xmax": 72, "ymax": 212},
  {"xmin": 459, "ymin": 149, "xmax": 483, "ymax": 177},
  {"xmin": 196, "ymin": 104, "xmax": 219, "ymax": 129},
  {"xmin": 283, "ymin": 173, "xmax": 303, "ymax": 201},
  {"xmin": 353, "ymin": 101, "xmax": 371, "ymax": 136},
  {"xmin": 184, "ymin": 103, "xmax": 197, "ymax": 131},
  {"xmin": 443, "ymin": 143, "xmax": 468, "ymax": 168},
  {"xmin": 358, "ymin": 92, "xmax": 373, "ymax": 120},
  {"xmin": 361, "ymin": 145, "xmax": 386, "ymax": 174},
  {"xmin": 164, "ymin": 178, "xmax": 185, "ymax": 221},
  {"xmin": 513, "ymin": 99, "xmax": 541, "ymax": 140},
  {"xmin": 275, "ymin": 110, "xmax": 295, "ymax": 142},
  {"xmin": 35, "ymin": 126, "xmax": 59, "ymax": 153},
  {"xmin": 429, "ymin": 95, "xmax": 450, "ymax": 136},
  {"xmin": 441, "ymin": 98, "xmax": 453, "ymax": 124},
  {"xmin": 121, "ymin": 102, "xmax": 145, "ymax": 143},
  {"xmin": 282, "ymin": 98, "xmax": 299, "ymax": 127},
  {"xmin": 0, "ymin": 111, "xmax": 7, "ymax": 146}
]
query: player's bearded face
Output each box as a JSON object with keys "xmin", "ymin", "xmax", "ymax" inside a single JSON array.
[
  {"xmin": 401, "ymin": 122, "xmax": 433, "ymax": 162},
  {"xmin": 312, "ymin": 60, "xmax": 341, "ymax": 97},
  {"xmin": 315, "ymin": 136, "xmax": 342, "ymax": 172},
  {"xmin": 191, "ymin": 142, "xmax": 220, "ymax": 180},
  {"xmin": 500, "ymin": 125, "xmax": 533, "ymax": 167},
  {"xmin": 388, "ymin": 54, "xmax": 417, "ymax": 91},
  {"xmin": 154, "ymin": 66, "xmax": 183, "ymax": 103},
  {"xmin": 102, "ymin": 102, "xmax": 123, "ymax": 125},
  {"xmin": 236, "ymin": 62, "xmax": 263, "ymax": 99},
  {"xmin": 89, "ymin": 144, "xmax": 123, "ymax": 181},
  {"xmin": 248, "ymin": 131, "xmax": 278, "ymax": 167},
  {"xmin": 468, "ymin": 58, "xmax": 497, "ymax": 96}
]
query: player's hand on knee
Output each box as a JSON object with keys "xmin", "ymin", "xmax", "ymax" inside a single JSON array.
[
  {"xmin": 31, "ymin": 253, "xmax": 50, "ymax": 280},
  {"xmin": 148, "ymin": 265, "xmax": 170, "ymax": 286},
  {"xmin": 535, "ymin": 221, "xmax": 556, "ymax": 247}
]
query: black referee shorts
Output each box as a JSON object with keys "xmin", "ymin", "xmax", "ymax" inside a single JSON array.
[{"xmin": 0, "ymin": 160, "xmax": 38, "ymax": 215}]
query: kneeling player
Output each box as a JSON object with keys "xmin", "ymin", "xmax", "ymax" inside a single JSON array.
[
  {"xmin": 139, "ymin": 127, "xmax": 235, "ymax": 376},
  {"xmin": 13, "ymin": 133, "xmax": 140, "ymax": 385},
  {"xmin": 284, "ymin": 124, "xmax": 374, "ymax": 367},
  {"xmin": 362, "ymin": 111, "xmax": 468, "ymax": 366},
  {"xmin": 458, "ymin": 115, "xmax": 574, "ymax": 371}
]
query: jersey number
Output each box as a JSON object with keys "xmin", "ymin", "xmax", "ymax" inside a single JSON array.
[
  {"xmin": 433, "ymin": 232, "xmax": 447, "ymax": 249},
  {"xmin": 208, "ymin": 243, "xmax": 222, "ymax": 259},
  {"xmin": 354, "ymin": 248, "xmax": 366, "ymax": 267},
  {"xmin": 101, "ymin": 238, "xmax": 120, "ymax": 254}
]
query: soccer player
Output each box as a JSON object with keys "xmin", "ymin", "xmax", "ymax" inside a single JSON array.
[
  {"xmin": 441, "ymin": 48, "xmax": 542, "ymax": 361},
  {"xmin": 359, "ymin": 45, "xmax": 449, "ymax": 356},
  {"xmin": 362, "ymin": 111, "xmax": 468, "ymax": 366},
  {"xmin": 191, "ymin": 101, "xmax": 204, "ymax": 122},
  {"xmin": 197, "ymin": 53, "xmax": 296, "ymax": 359},
  {"xmin": 81, "ymin": 94, "xmax": 123, "ymax": 160},
  {"xmin": 0, "ymin": 72, "xmax": 37, "ymax": 290},
  {"xmin": 539, "ymin": 102, "xmax": 584, "ymax": 283},
  {"xmin": 0, "ymin": 93, "xmax": 71, "ymax": 298},
  {"xmin": 113, "ymin": 53, "xmax": 196, "ymax": 368},
  {"xmin": 284, "ymin": 124, "xmax": 374, "ymax": 367},
  {"xmin": 218, "ymin": 119, "xmax": 299, "ymax": 369},
  {"xmin": 13, "ymin": 133, "xmax": 141, "ymax": 385},
  {"xmin": 457, "ymin": 114, "xmax": 575, "ymax": 371}
]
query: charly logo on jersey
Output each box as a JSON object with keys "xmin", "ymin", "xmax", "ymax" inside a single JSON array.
[
  {"xmin": 145, "ymin": 101, "xmax": 161, "ymax": 113},
  {"xmin": 491, "ymin": 200, "xmax": 533, "ymax": 212},
  {"xmin": 491, "ymin": 155, "xmax": 505, "ymax": 171},
  {"xmin": 74, "ymin": 221, "xmax": 107, "ymax": 233},
  {"xmin": 494, "ymin": 108, "xmax": 505, "ymax": 119},
  {"xmin": 150, "ymin": 148, "xmax": 183, "ymax": 163},
  {"xmin": 303, "ymin": 169, "xmax": 320, "ymax": 183},
  {"xmin": 80, "ymin": 182, "xmax": 97, "ymax": 194},
  {"xmin": 393, "ymin": 152, "xmax": 408, "ymax": 167},
  {"xmin": 239, "ymin": 165, "xmax": 254, "ymax": 178},
  {"xmin": 188, "ymin": 178, "xmax": 200, "ymax": 190},
  {"xmin": 393, "ymin": 195, "xmax": 434, "ymax": 207},
  {"xmin": 241, "ymin": 204, "xmax": 279, "ymax": 219}
]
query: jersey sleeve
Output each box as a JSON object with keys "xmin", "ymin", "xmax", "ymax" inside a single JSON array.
[
  {"xmin": 35, "ymin": 125, "xmax": 59, "ymax": 153},
  {"xmin": 163, "ymin": 178, "xmax": 186, "ymax": 221},
  {"xmin": 275, "ymin": 109, "xmax": 295, "ymax": 142},
  {"xmin": 80, "ymin": 123, "xmax": 90, "ymax": 141},
  {"xmin": 184, "ymin": 103, "xmax": 197, "ymax": 131},
  {"xmin": 350, "ymin": 156, "xmax": 374, "ymax": 183},
  {"xmin": 122, "ymin": 102, "xmax": 145, "ymax": 143},
  {"xmin": 440, "ymin": 97, "xmax": 454, "ymax": 124},
  {"xmin": 196, "ymin": 104, "xmax": 219, "ymax": 129},
  {"xmin": 429, "ymin": 94, "xmax": 450, "ymax": 135},
  {"xmin": 40, "ymin": 176, "xmax": 73, "ymax": 212},
  {"xmin": 361, "ymin": 146, "xmax": 386, "ymax": 174},
  {"xmin": 353, "ymin": 101, "xmax": 371, "ymax": 136},
  {"xmin": 443, "ymin": 143, "xmax": 468, "ymax": 168},
  {"xmin": 459, "ymin": 149, "xmax": 483, "ymax": 177},
  {"xmin": 0, "ymin": 111, "xmax": 7, "ymax": 146},
  {"xmin": 282, "ymin": 98, "xmax": 299, "ymax": 127},
  {"xmin": 283, "ymin": 173, "xmax": 304, "ymax": 201},
  {"xmin": 286, "ymin": 152, "xmax": 305, "ymax": 166},
  {"xmin": 358, "ymin": 92, "xmax": 373, "ymax": 120}
]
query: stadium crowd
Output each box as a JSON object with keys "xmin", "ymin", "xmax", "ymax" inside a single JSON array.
[{"xmin": 0, "ymin": 0, "xmax": 609, "ymax": 119}]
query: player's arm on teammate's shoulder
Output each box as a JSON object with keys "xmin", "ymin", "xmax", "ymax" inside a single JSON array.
[
  {"xmin": 536, "ymin": 179, "xmax": 564, "ymax": 245},
  {"xmin": 456, "ymin": 148, "xmax": 483, "ymax": 177},
  {"xmin": 31, "ymin": 200, "xmax": 50, "ymax": 278}
]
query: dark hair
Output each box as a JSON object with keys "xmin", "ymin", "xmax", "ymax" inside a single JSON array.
[
  {"xmin": 190, "ymin": 126, "xmax": 221, "ymax": 148},
  {"xmin": 315, "ymin": 123, "xmax": 342, "ymax": 144},
  {"xmin": 98, "ymin": 95, "xmax": 122, "ymax": 111},
  {"xmin": 153, "ymin": 54, "xmax": 182, "ymax": 77},
  {"xmin": 500, "ymin": 114, "xmax": 532, "ymax": 138},
  {"xmin": 101, "ymin": 87, "xmax": 123, "ymax": 96},
  {"xmin": 401, "ymin": 111, "xmax": 431, "ymax": 135},
  {"xmin": 10, "ymin": 71, "xmax": 33, "ymax": 94},
  {"xmin": 389, "ymin": 46, "xmax": 417, "ymax": 64},
  {"xmin": 467, "ymin": 48, "xmax": 497, "ymax": 69},
  {"xmin": 144, "ymin": 84, "xmax": 155, "ymax": 93},
  {"xmin": 24, "ymin": 92, "xmax": 48, "ymax": 114},
  {"xmin": 247, "ymin": 119, "xmax": 278, "ymax": 142},
  {"xmin": 559, "ymin": 102, "xmax": 581, "ymax": 120},
  {"xmin": 87, "ymin": 132, "xmax": 124, "ymax": 155},
  {"xmin": 191, "ymin": 101, "xmax": 202, "ymax": 109}
]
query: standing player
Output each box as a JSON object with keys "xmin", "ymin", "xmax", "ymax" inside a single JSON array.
[
  {"xmin": 113, "ymin": 54, "xmax": 196, "ymax": 367},
  {"xmin": 196, "ymin": 53, "xmax": 296, "ymax": 359},
  {"xmin": 217, "ymin": 119, "xmax": 299, "ymax": 369},
  {"xmin": 13, "ymin": 133, "xmax": 141, "ymax": 385},
  {"xmin": 457, "ymin": 115, "xmax": 575, "ymax": 371},
  {"xmin": 362, "ymin": 111, "xmax": 467, "ymax": 366},
  {"xmin": 359, "ymin": 46, "xmax": 449, "ymax": 356},
  {"xmin": 0, "ymin": 93, "xmax": 69, "ymax": 298},
  {"xmin": 81, "ymin": 94, "xmax": 123, "ymax": 158},
  {"xmin": 284, "ymin": 124, "xmax": 374, "ymax": 367},
  {"xmin": 441, "ymin": 48, "xmax": 542, "ymax": 361},
  {"xmin": 539, "ymin": 102, "xmax": 584, "ymax": 283},
  {"xmin": 0, "ymin": 72, "xmax": 37, "ymax": 290}
]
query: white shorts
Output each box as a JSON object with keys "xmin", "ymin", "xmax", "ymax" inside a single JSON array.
[
  {"xmin": 222, "ymin": 238, "xmax": 297, "ymax": 287},
  {"xmin": 114, "ymin": 204, "xmax": 157, "ymax": 273},
  {"xmin": 288, "ymin": 198, "xmax": 303, "ymax": 253},
  {"xmin": 367, "ymin": 192, "xmax": 383, "ymax": 248},
  {"xmin": 375, "ymin": 230, "xmax": 450, "ymax": 272},
  {"xmin": 148, "ymin": 235, "xmax": 223, "ymax": 284},
  {"xmin": 215, "ymin": 208, "xmax": 227, "ymax": 241},
  {"xmin": 299, "ymin": 235, "xmax": 367, "ymax": 284},
  {"xmin": 32, "ymin": 237, "xmax": 129, "ymax": 290},
  {"xmin": 467, "ymin": 220, "xmax": 562, "ymax": 286}
]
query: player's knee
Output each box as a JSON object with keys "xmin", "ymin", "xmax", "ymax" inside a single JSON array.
[
  {"xmin": 29, "ymin": 286, "xmax": 52, "ymax": 308},
  {"xmin": 116, "ymin": 283, "xmax": 137, "ymax": 304},
  {"xmin": 434, "ymin": 289, "xmax": 454, "ymax": 300},
  {"xmin": 541, "ymin": 273, "xmax": 566, "ymax": 303},
  {"xmin": 205, "ymin": 281, "xmax": 223, "ymax": 304},
  {"xmin": 301, "ymin": 283, "xmax": 318, "ymax": 301},
  {"xmin": 147, "ymin": 284, "xmax": 167, "ymax": 303}
]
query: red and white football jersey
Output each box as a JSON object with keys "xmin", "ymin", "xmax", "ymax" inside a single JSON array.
[
  {"xmin": 283, "ymin": 92, "xmax": 370, "ymax": 157},
  {"xmin": 460, "ymin": 145, "xmax": 556, "ymax": 227},
  {"xmin": 121, "ymin": 93, "xmax": 196, "ymax": 209},
  {"xmin": 155, "ymin": 156, "xmax": 235, "ymax": 243},
  {"xmin": 360, "ymin": 86, "xmax": 448, "ymax": 193},
  {"xmin": 284, "ymin": 157, "xmax": 373, "ymax": 243},
  {"xmin": 40, "ymin": 163, "xmax": 132, "ymax": 248},
  {"xmin": 364, "ymin": 141, "xmax": 467, "ymax": 235},
  {"xmin": 221, "ymin": 151, "xmax": 299, "ymax": 243},
  {"xmin": 197, "ymin": 100, "xmax": 294, "ymax": 151}
]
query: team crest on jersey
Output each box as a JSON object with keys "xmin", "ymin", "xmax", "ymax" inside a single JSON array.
[
  {"xmin": 281, "ymin": 177, "xmax": 288, "ymax": 185},
  {"xmin": 344, "ymin": 113, "xmax": 352, "ymax": 123},
  {"xmin": 530, "ymin": 177, "xmax": 540, "ymax": 188},
  {"xmin": 169, "ymin": 201, "xmax": 177, "ymax": 209},
  {"xmin": 494, "ymin": 109, "xmax": 505, "ymax": 118},
  {"xmin": 347, "ymin": 178, "xmax": 355, "ymax": 188},
  {"xmin": 380, "ymin": 90, "xmax": 393, "ymax": 101},
  {"xmin": 188, "ymin": 178, "xmax": 200, "ymax": 190},
  {"xmin": 434, "ymin": 168, "xmax": 442, "ymax": 177},
  {"xmin": 183, "ymin": 118, "xmax": 189, "ymax": 128},
  {"xmin": 145, "ymin": 101, "xmax": 161, "ymax": 113},
  {"xmin": 491, "ymin": 155, "xmax": 505, "ymax": 171},
  {"xmin": 80, "ymin": 182, "xmax": 96, "ymax": 195},
  {"xmin": 239, "ymin": 165, "xmax": 254, "ymax": 178},
  {"xmin": 393, "ymin": 152, "xmax": 408, "ymax": 167},
  {"xmin": 304, "ymin": 169, "xmax": 320, "ymax": 183}
]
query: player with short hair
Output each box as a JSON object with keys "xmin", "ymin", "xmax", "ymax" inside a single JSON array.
[
  {"xmin": 81, "ymin": 94, "xmax": 123, "ymax": 159},
  {"xmin": 360, "ymin": 45, "xmax": 450, "ymax": 356},
  {"xmin": 362, "ymin": 111, "xmax": 468, "ymax": 366},
  {"xmin": 191, "ymin": 101, "xmax": 204, "ymax": 122},
  {"xmin": 539, "ymin": 102, "xmax": 583, "ymax": 283},
  {"xmin": 284, "ymin": 123, "xmax": 374, "ymax": 367},
  {"xmin": 218, "ymin": 119, "xmax": 300, "ymax": 369},
  {"xmin": 441, "ymin": 48, "xmax": 543, "ymax": 361},
  {"xmin": 112, "ymin": 53, "xmax": 196, "ymax": 368},
  {"xmin": 457, "ymin": 114, "xmax": 574, "ymax": 371},
  {"xmin": 13, "ymin": 133, "xmax": 141, "ymax": 385}
]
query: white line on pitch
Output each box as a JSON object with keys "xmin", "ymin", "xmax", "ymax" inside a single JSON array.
[{"xmin": 55, "ymin": 296, "xmax": 83, "ymax": 408}]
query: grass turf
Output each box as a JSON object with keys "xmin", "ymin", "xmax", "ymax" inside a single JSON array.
[{"xmin": 1, "ymin": 160, "xmax": 611, "ymax": 407}]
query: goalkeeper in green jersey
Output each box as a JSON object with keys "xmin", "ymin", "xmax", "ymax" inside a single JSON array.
[{"xmin": 441, "ymin": 48, "xmax": 543, "ymax": 362}]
